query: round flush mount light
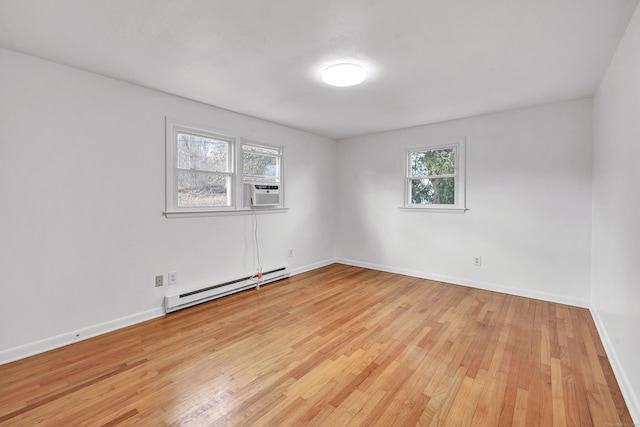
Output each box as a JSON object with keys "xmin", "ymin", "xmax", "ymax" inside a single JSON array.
[{"xmin": 321, "ymin": 63, "xmax": 367, "ymax": 87}]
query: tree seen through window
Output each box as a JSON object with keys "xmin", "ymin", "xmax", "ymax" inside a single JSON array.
[{"xmin": 410, "ymin": 148, "xmax": 456, "ymax": 205}]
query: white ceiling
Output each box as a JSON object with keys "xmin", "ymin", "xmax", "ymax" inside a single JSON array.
[{"xmin": 1, "ymin": 0, "xmax": 638, "ymax": 139}]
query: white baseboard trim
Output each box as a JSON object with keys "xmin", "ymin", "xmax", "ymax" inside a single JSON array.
[
  {"xmin": 0, "ymin": 259, "xmax": 338, "ymax": 366},
  {"xmin": 590, "ymin": 307, "xmax": 640, "ymax": 425},
  {"xmin": 0, "ymin": 258, "xmax": 590, "ymax": 367},
  {"xmin": 289, "ymin": 258, "xmax": 338, "ymax": 277},
  {"xmin": 0, "ymin": 308, "xmax": 164, "ymax": 366},
  {"xmin": 335, "ymin": 258, "xmax": 589, "ymax": 308}
]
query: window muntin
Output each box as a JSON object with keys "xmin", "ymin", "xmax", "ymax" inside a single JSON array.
[{"xmin": 405, "ymin": 138, "xmax": 466, "ymax": 211}]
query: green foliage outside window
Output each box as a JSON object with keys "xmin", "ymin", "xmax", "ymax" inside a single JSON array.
[{"xmin": 410, "ymin": 148, "xmax": 456, "ymax": 205}]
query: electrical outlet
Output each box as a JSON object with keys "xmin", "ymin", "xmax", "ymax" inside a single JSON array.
[
  {"xmin": 155, "ymin": 275, "xmax": 164, "ymax": 287},
  {"xmin": 288, "ymin": 249, "xmax": 294, "ymax": 257},
  {"xmin": 473, "ymin": 256, "xmax": 482, "ymax": 266},
  {"xmin": 168, "ymin": 271, "xmax": 178, "ymax": 285}
]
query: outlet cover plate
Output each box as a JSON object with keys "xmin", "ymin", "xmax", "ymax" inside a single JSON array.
[{"xmin": 168, "ymin": 271, "xmax": 177, "ymax": 285}]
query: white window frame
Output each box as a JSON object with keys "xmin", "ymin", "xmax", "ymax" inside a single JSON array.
[
  {"xmin": 403, "ymin": 136, "xmax": 467, "ymax": 213},
  {"xmin": 164, "ymin": 118, "xmax": 287, "ymax": 217}
]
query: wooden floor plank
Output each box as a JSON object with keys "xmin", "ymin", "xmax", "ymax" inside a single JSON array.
[{"xmin": 0, "ymin": 264, "xmax": 632, "ymax": 426}]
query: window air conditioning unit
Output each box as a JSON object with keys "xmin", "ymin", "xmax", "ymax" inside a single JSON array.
[{"xmin": 249, "ymin": 183, "xmax": 281, "ymax": 206}]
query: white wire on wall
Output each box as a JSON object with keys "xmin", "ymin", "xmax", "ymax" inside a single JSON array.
[{"xmin": 252, "ymin": 209, "xmax": 263, "ymax": 289}]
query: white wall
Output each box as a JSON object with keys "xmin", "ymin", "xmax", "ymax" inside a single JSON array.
[
  {"xmin": 592, "ymin": 2, "xmax": 640, "ymax": 421},
  {"xmin": 0, "ymin": 48, "xmax": 336, "ymax": 361},
  {"xmin": 336, "ymin": 99, "xmax": 593, "ymax": 306}
]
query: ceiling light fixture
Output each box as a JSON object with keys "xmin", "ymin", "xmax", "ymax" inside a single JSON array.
[{"xmin": 321, "ymin": 63, "xmax": 367, "ymax": 87}]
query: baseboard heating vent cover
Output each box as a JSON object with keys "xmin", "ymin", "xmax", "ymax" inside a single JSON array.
[{"xmin": 164, "ymin": 267, "xmax": 289, "ymax": 313}]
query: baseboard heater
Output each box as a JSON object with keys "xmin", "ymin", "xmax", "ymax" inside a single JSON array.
[{"xmin": 164, "ymin": 267, "xmax": 289, "ymax": 313}]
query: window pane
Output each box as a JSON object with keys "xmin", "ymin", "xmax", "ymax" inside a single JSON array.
[
  {"xmin": 243, "ymin": 151, "xmax": 279, "ymax": 179},
  {"xmin": 177, "ymin": 133, "xmax": 229, "ymax": 172},
  {"xmin": 177, "ymin": 171, "xmax": 229, "ymax": 207},
  {"xmin": 411, "ymin": 148, "xmax": 455, "ymax": 176},
  {"xmin": 410, "ymin": 178, "xmax": 455, "ymax": 205}
]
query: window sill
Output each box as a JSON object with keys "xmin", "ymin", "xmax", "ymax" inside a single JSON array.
[
  {"xmin": 399, "ymin": 207, "xmax": 468, "ymax": 214},
  {"xmin": 164, "ymin": 207, "xmax": 289, "ymax": 219}
]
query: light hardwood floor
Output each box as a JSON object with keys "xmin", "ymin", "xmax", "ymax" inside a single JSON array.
[{"xmin": 0, "ymin": 264, "xmax": 633, "ymax": 426}]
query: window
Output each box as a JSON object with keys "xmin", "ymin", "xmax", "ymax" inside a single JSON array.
[
  {"xmin": 165, "ymin": 118, "xmax": 285, "ymax": 216},
  {"xmin": 175, "ymin": 130, "xmax": 233, "ymax": 208},
  {"xmin": 241, "ymin": 141, "xmax": 283, "ymax": 208},
  {"xmin": 166, "ymin": 120, "xmax": 235, "ymax": 212},
  {"xmin": 404, "ymin": 137, "xmax": 466, "ymax": 212},
  {"xmin": 241, "ymin": 142, "xmax": 282, "ymax": 184}
]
